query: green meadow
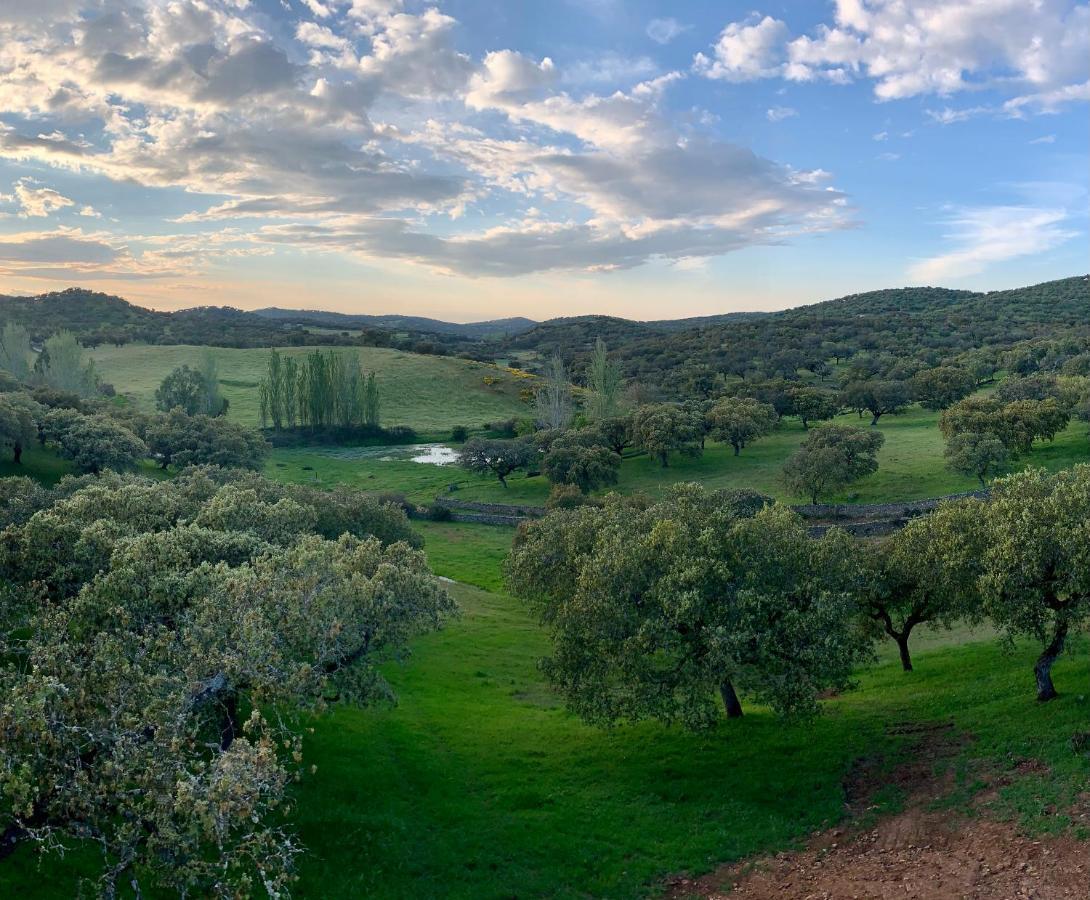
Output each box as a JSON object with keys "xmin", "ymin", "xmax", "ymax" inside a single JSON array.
[{"xmin": 89, "ymin": 343, "xmax": 531, "ymax": 433}]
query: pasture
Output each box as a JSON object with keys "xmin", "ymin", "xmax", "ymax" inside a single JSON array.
[
  {"xmin": 89, "ymin": 343, "xmax": 531, "ymax": 434},
  {"xmin": 5, "ymin": 520, "xmax": 1087, "ymax": 899}
]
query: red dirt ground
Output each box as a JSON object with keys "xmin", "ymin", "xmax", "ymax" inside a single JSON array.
[{"xmin": 664, "ymin": 723, "xmax": 1090, "ymax": 900}]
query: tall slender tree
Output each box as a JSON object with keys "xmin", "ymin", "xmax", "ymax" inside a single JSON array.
[{"xmin": 586, "ymin": 338, "xmax": 622, "ymax": 420}]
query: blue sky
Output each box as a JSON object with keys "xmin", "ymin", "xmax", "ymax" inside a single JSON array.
[{"xmin": 0, "ymin": 0, "xmax": 1086, "ymax": 320}]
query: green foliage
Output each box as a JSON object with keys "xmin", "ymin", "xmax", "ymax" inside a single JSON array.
[
  {"xmin": 261, "ymin": 349, "xmax": 382, "ymax": 432},
  {"xmin": 36, "ymin": 330, "xmax": 98, "ymax": 397},
  {"xmin": 840, "ymin": 379, "xmax": 911, "ymax": 426},
  {"xmin": 911, "ymin": 366, "xmax": 977, "ymax": 410},
  {"xmin": 629, "ymin": 403, "xmax": 702, "ymax": 467},
  {"xmin": 144, "ymin": 408, "xmax": 270, "ymax": 471},
  {"xmin": 541, "ymin": 437, "xmax": 620, "ymax": 493},
  {"xmin": 705, "ymin": 396, "xmax": 777, "ymax": 455},
  {"xmin": 0, "ymin": 322, "xmax": 31, "ymax": 380},
  {"xmin": 942, "ymin": 396, "xmax": 1072, "ymax": 456},
  {"xmin": 458, "ymin": 438, "xmax": 535, "ymax": 487},
  {"xmin": 944, "ymin": 431, "xmax": 1010, "ymax": 486},
  {"xmin": 0, "ymin": 469, "xmax": 450, "ymax": 897},
  {"xmin": 533, "ymin": 353, "xmax": 572, "ymax": 430},
  {"xmin": 506, "ymin": 486, "xmax": 865, "ymax": 726},
  {"xmin": 40, "ymin": 408, "xmax": 146, "ymax": 474},
  {"xmin": 585, "ymin": 338, "xmax": 623, "ymax": 420},
  {"xmin": 0, "ymin": 392, "xmax": 41, "ymax": 463},
  {"xmin": 787, "ymin": 386, "xmax": 839, "ymax": 428},
  {"xmin": 781, "ymin": 424, "xmax": 885, "ymax": 504},
  {"xmin": 978, "ymin": 465, "xmax": 1090, "ymax": 701},
  {"xmin": 156, "ymin": 363, "xmax": 212, "ymax": 415}
]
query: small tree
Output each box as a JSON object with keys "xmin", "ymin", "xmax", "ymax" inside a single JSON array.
[
  {"xmin": 586, "ymin": 338, "xmax": 623, "ymax": 420},
  {"xmin": 0, "ymin": 392, "xmax": 41, "ymax": 464},
  {"xmin": 542, "ymin": 439, "xmax": 620, "ymax": 493},
  {"xmin": 944, "ymin": 431, "xmax": 1009, "ymax": 487},
  {"xmin": 0, "ymin": 322, "xmax": 32, "ymax": 380},
  {"xmin": 847, "ymin": 500, "xmax": 985, "ymax": 671},
  {"xmin": 144, "ymin": 409, "xmax": 270, "ymax": 471},
  {"xmin": 788, "ymin": 387, "xmax": 839, "ymax": 429},
  {"xmin": 458, "ymin": 438, "xmax": 534, "ymax": 487},
  {"xmin": 197, "ymin": 348, "xmax": 227, "ymax": 416},
  {"xmin": 705, "ymin": 397, "xmax": 777, "ymax": 455},
  {"xmin": 841, "ymin": 379, "xmax": 910, "ymax": 426},
  {"xmin": 979, "ymin": 466, "xmax": 1090, "ymax": 702},
  {"xmin": 782, "ymin": 424, "xmax": 884, "ymax": 504},
  {"xmin": 911, "ymin": 366, "xmax": 977, "ymax": 410},
  {"xmin": 534, "ymin": 354, "xmax": 573, "ymax": 430},
  {"xmin": 588, "ymin": 416, "xmax": 632, "ymax": 455},
  {"xmin": 37, "ymin": 331, "xmax": 98, "ymax": 396},
  {"xmin": 41, "ymin": 409, "xmax": 147, "ymax": 474},
  {"xmin": 629, "ymin": 403, "xmax": 702, "ymax": 467},
  {"xmin": 506, "ymin": 487, "xmax": 864, "ymax": 726},
  {"xmin": 156, "ymin": 365, "xmax": 210, "ymax": 415}
]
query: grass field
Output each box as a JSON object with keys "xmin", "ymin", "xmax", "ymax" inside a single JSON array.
[
  {"xmin": 267, "ymin": 405, "xmax": 1090, "ymax": 507},
  {"xmin": 89, "ymin": 344, "xmax": 532, "ymax": 433},
  {"xmin": 5, "ymin": 524, "xmax": 1086, "ymax": 899}
]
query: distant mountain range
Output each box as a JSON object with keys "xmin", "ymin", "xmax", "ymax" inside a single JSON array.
[{"xmin": 252, "ymin": 307, "xmax": 538, "ymax": 338}]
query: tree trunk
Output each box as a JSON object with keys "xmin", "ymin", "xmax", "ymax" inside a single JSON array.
[
  {"xmin": 1034, "ymin": 619, "xmax": 1069, "ymax": 702},
  {"xmin": 895, "ymin": 633, "xmax": 913, "ymax": 672},
  {"xmin": 720, "ymin": 680, "xmax": 743, "ymax": 719},
  {"xmin": 732, "ymin": 443, "xmax": 740, "ymax": 456},
  {"xmin": 870, "ymin": 412, "xmax": 880, "ymax": 426},
  {"xmin": 12, "ymin": 441, "xmax": 21, "ymax": 464}
]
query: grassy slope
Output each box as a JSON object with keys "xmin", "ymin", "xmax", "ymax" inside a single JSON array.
[
  {"xmin": 89, "ymin": 344, "xmax": 531, "ymax": 434},
  {"xmin": 268, "ymin": 406, "xmax": 1090, "ymax": 506},
  {"xmin": 3, "ymin": 523, "xmax": 1088, "ymax": 899}
]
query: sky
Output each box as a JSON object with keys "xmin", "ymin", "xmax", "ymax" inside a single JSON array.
[{"xmin": 0, "ymin": 0, "xmax": 1087, "ymax": 322}]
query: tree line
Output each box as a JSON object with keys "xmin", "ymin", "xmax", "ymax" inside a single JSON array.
[{"xmin": 259, "ymin": 349, "xmax": 380, "ymax": 432}]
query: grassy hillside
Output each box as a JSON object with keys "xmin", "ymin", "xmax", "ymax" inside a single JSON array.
[
  {"xmin": 89, "ymin": 344, "xmax": 532, "ymax": 434},
  {"xmin": 4, "ymin": 526, "xmax": 1086, "ymax": 899},
  {"xmin": 267, "ymin": 405, "xmax": 1090, "ymax": 506}
]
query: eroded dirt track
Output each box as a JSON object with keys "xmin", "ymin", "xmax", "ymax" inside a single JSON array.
[{"xmin": 664, "ymin": 723, "xmax": 1090, "ymax": 900}]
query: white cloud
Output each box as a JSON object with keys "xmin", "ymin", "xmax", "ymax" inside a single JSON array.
[
  {"xmin": 909, "ymin": 205, "xmax": 1078, "ymax": 281},
  {"xmin": 766, "ymin": 106, "xmax": 797, "ymax": 122},
  {"xmin": 1029, "ymin": 134, "xmax": 1056, "ymax": 144},
  {"xmin": 872, "ymin": 130, "xmax": 887, "ymax": 141},
  {"xmin": 11, "ymin": 179, "xmax": 75, "ymax": 217},
  {"xmin": 646, "ymin": 17, "xmax": 689, "ymax": 45},
  {"xmin": 696, "ymin": 1, "xmax": 1090, "ymax": 116},
  {"xmin": 876, "ymin": 152, "xmax": 900, "ymax": 161},
  {"xmin": 693, "ymin": 16, "xmax": 789, "ymax": 82}
]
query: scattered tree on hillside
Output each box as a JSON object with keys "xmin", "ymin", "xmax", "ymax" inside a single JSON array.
[
  {"xmin": 840, "ymin": 379, "xmax": 911, "ymax": 426},
  {"xmin": 0, "ymin": 322, "xmax": 31, "ymax": 380},
  {"xmin": 846, "ymin": 501, "xmax": 985, "ymax": 671},
  {"xmin": 36, "ymin": 331, "xmax": 98, "ymax": 397},
  {"xmin": 506, "ymin": 487, "xmax": 866, "ymax": 725},
  {"xmin": 144, "ymin": 409, "xmax": 270, "ymax": 470},
  {"xmin": 979, "ymin": 467, "xmax": 1090, "ymax": 702},
  {"xmin": 781, "ymin": 424, "xmax": 884, "ymax": 504},
  {"xmin": 628, "ymin": 403, "xmax": 702, "ymax": 467},
  {"xmin": 944, "ymin": 431, "xmax": 1010, "ymax": 487},
  {"xmin": 458, "ymin": 437, "xmax": 535, "ymax": 487},
  {"xmin": 534, "ymin": 353, "xmax": 573, "ymax": 430},
  {"xmin": 0, "ymin": 392, "xmax": 40, "ymax": 464},
  {"xmin": 586, "ymin": 416, "xmax": 632, "ymax": 455},
  {"xmin": 911, "ymin": 366, "xmax": 977, "ymax": 410},
  {"xmin": 156, "ymin": 364, "xmax": 212, "ymax": 415},
  {"xmin": 788, "ymin": 387, "xmax": 839, "ymax": 429},
  {"xmin": 705, "ymin": 397, "xmax": 777, "ymax": 455},
  {"xmin": 40, "ymin": 408, "xmax": 146, "ymax": 474},
  {"xmin": 586, "ymin": 338, "xmax": 623, "ymax": 420},
  {"xmin": 542, "ymin": 437, "xmax": 620, "ymax": 493}
]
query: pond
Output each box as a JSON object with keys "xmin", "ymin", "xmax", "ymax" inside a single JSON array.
[{"xmin": 303, "ymin": 443, "xmax": 460, "ymax": 466}]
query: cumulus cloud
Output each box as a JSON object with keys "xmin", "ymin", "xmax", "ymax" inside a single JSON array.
[
  {"xmin": 695, "ymin": 1, "xmax": 1090, "ymax": 115},
  {"xmin": 908, "ymin": 206, "xmax": 1078, "ymax": 281},
  {"xmin": 0, "ymin": 0, "xmax": 850, "ymax": 279}
]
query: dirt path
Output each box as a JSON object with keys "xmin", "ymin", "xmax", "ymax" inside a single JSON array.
[{"xmin": 664, "ymin": 723, "xmax": 1090, "ymax": 900}]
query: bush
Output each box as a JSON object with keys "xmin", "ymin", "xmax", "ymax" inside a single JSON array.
[
  {"xmin": 450, "ymin": 425, "xmax": 469, "ymax": 443},
  {"xmin": 546, "ymin": 483, "xmax": 591, "ymax": 510},
  {"xmin": 425, "ymin": 502, "xmax": 453, "ymax": 521}
]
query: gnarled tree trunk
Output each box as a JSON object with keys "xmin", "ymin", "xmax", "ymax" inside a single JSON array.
[{"xmin": 1034, "ymin": 618, "xmax": 1069, "ymax": 702}]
